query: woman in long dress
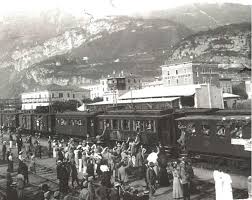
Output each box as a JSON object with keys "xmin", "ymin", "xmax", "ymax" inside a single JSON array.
[
  {"xmin": 17, "ymin": 173, "xmax": 25, "ymax": 200},
  {"xmin": 172, "ymin": 162, "xmax": 183, "ymax": 199},
  {"xmin": 29, "ymin": 155, "xmax": 36, "ymax": 174}
]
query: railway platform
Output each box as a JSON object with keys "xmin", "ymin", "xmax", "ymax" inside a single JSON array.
[{"xmin": 0, "ymin": 135, "xmax": 250, "ymax": 200}]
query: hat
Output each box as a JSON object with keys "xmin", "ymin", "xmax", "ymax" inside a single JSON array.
[
  {"xmin": 77, "ymin": 145, "xmax": 82, "ymax": 149},
  {"xmin": 54, "ymin": 191, "xmax": 60, "ymax": 198},
  {"xmin": 3, "ymin": 141, "xmax": 6, "ymax": 144},
  {"xmin": 18, "ymin": 151, "xmax": 23, "ymax": 155},
  {"xmin": 44, "ymin": 191, "xmax": 50, "ymax": 198},
  {"xmin": 83, "ymin": 181, "xmax": 88, "ymax": 188},
  {"xmin": 57, "ymin": 160, "xmax": 62, "ymax": 163}
]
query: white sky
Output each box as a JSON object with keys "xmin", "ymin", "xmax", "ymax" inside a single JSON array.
[{"xmin": 0, "ymin": 0, "xmax": 251, "ymax": 18}]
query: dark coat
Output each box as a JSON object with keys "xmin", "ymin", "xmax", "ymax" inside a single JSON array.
[{"xmin": 146, "ymin": 167, "xmax": 156, "ymax": 185}]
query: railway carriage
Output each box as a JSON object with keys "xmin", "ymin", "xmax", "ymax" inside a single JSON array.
[
  {"xmin": 176, "ymin": 113, "xmax": 251, "ymax": 173},
  {"xmin": 55, "ymin": 111, "xmax": 99, "ymax": 138},
  {"xmin": 0, "ymin": 111, "xmax": 20, "ymax": 131},
  {"xmin": 19, "ymin": 113, "xmax": 55, "ymax": 135},
  {"xmin": 96, "ymin": 109, "xmax": 178, "ymax": 149}
]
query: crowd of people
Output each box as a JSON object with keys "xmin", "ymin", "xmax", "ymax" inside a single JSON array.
[{"xmin": 1, "ymin": 127, "xmax": 195, "ymax": 200}]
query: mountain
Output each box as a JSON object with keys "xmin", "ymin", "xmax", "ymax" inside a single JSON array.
[
  {"xmin": 169, "ymin": 22, "xmax": 251, "ymax": 67},
  {"xmin": 0, "ymin": 16, "xmax": 192, "ymax": 97},
  {"xmin": 147, "ymin": 3, "xmax": 251, "ymax": 32},
  {"xmin": 0, "ymin": 3, "xmax": 250, "ymax": 98}
]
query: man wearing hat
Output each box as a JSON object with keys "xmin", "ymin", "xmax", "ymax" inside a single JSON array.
[
  {"xmin": 2, "ymin": 141, "xmax": 6, "ymax": 161},
  {"xmin": 52, "ymin": 191, "xmax": 60, "ymax": 200}
]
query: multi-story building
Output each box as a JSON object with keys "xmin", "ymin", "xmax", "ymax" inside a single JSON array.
[
  {"xmin": 21, "ymin": 84, "xmax": 90, "ymax": 110},
  {"xmin": 104, "ymin": 74, "xmax": 142, "ymax": 102},
  {"xmin": 219, "ymin": 78, "xmax": 233, "ymax": 93},
  {"xmin": 161, "ymin": 60, "xmax": 220, "ymax": 87},
  {"xmin": 82, "ymin": 72, "xmax": 142, "ymax": 102},
  {"xmin": 81, "ymin": 79, "xmax": 108, "ymax": 100}
]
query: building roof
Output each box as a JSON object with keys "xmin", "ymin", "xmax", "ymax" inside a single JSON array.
[
  {"xmin": 23, "ymin": 84, "xmax": 89, "ymax": 93},
  {"xmin": 118, "ymin": 85, "xmax": 200, "ymax": 100},
  {"xmin": 88, "ymin": 97, "xmax": 179, "ymax": 106},
  {"xmin": 223, "ymin": 93, "xmax": 240, "ymax": 99},
  {"xmin": 176, "ymin": 115, "xmax": 250, "ymax": 121}
]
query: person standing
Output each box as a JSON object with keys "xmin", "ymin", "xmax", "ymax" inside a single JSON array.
[
  {"xmin": 8, "ymin": 153, "xmax": 14, "ymax": 172},
  {"xmin": 117, "ymin": 160, "xmax": 130, "ymax": 185},
  {"xmin": 179, "ymin": 158, "xmax": 190, "ymax": 200},
  {"xmin": 70, "ymin": 161, "xmax": 80, "ymax": 188},
  {"xmin": 9, "ymin": 132, "xmax": 13, "ymax": 149},
  {"xmin": 48, "ymin": 136, "xmax": 52, "ymax": 158},
  {"xmin": 172, "ymin": 162, "xmax": 183, "ymax": 199},
  {"xmin": 29, "ymin": 154, "xmax": 36, "ymax": 174},
  {"xmin": 57, "ymin": 160, "xmax": 64, "ymax": 193},
  {"xmin": 146, "ymin": 162, "xmax": 157, "ymax": 198},
  {"xmin": 16, "ymin": 173, "xmax": 25, "ymax": 200},
  {"xmin": 2, "ymin": 141, "xmax": 7, "ymax": 161}
]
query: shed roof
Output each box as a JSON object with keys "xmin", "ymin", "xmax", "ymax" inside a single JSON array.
[
  {"xmin": 88, "ymin": 97, "xmax": 179, "ymax": 106},
  {"xmin": 119, "ymin": 85, "xmax": 199, "ymax": 100}
]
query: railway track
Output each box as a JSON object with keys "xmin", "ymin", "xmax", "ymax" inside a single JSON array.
[{"xmin": 0, "ymin": 162, "xmax": 59, "ymax": 200}]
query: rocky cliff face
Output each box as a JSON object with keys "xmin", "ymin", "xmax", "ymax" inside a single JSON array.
[
  {"xmin": 169, "ymin": 23, "xmax": 251, "ymax": 66},
  {"xmin": 0, "ymin": 4, "xmax": 250, "ymax": 98}
]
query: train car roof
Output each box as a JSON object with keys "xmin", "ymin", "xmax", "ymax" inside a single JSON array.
[
  {"xmin": 215, "ymin": 109, "xmax": 251, "ymax": 115},
  {"xmin": 97, "ymin": 109, "xmax": 174, "ymax": 118},
  {"xmin": 99, "ymin": 109, "xmax": 173, "ymax": 115},
  {"xmin": 174, "ymin": 108, "xmax": 219, "ymax": 115},
  {"xmin": 55, "ymin": 111, "xmax": 100, "ymax": 116},
  {"xmin": 176, "ymin": 115, "xmax": 251, "ymax": 121}
]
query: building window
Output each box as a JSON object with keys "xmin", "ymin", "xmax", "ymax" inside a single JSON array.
[
  {"xmin": 67, "ymin": 93, "xmax": 70, "ymax": 98},
  {"xmin": 72, "ymin": 94, "xmax": 75, "ymax": 98},
  {"xmin": 203, "ymin": 77, "xmax": 206, "ymax": 83},
  {"xmin": 128, "ymin": 79, "xmax": 130, "ymax": 83},
  {"xmin": 134, "ymin": 79, "xmax": 136, "ymax": 83},
  {"xmin": 184, "ymin": 69, "xmax": 187, "ymax": 74},
  {"xmin": 195, "ymin": 81, "xmax": 199, "ymax": 84},
  {"xmin": 184, "ymin": 77, "xmax": 187, "ymax": 83},
  {"xmin": 102, "ymin": 81, "xmax": 104, "ymax": 85},
  {"xmin": 39, "ymin": 94, "xmax": 41, "ymax": 98},
  {"xmin": 167, "ymin": 71, "xmax": 170, "ymax": 75},
  {"xmin": 52, "ymin": 93, "xmax": 54, "ymax": 98},
  {"xmin": 106, "ymin": 97, "xmax": 109, "ymax": 101},
  {"xmin": 59, "ymin": 93, "xmax": 63, "ymax": 98},
  {"xmin": 196, "ymin": 72, "xmax": 199, "ymax": 77},
  {"xmin": 176, "ymin": 79, "xmax": 179, "ymax": 85},
  {"xmin": 168, "ymin": 80, "xmax": 171, "ymax": 85},
  {"xmin": 210, "ymin": 69, "xmax": 212, "ymax": 74},
  {"xmin": 176, "ymin": 70, "xmax": 178, "ymax": 75}
]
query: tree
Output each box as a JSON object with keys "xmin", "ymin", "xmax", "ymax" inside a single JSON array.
[
  {"xmin": 51, "ymin": 100, "xmax": 81, "ymax": 112},
  {"xmin": 232, "ymin": 83, "xmax": 248, "ymax": 99}
]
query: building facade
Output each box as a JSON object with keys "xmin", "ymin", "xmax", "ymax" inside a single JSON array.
[
  {"xmin": 219, "ymin": 78, "xmax": 233, "ymax": 93},
  {"xmin": 161, "ymin": 61, "xmax": 220, "ymax": 87},
  {"xmin": 245, "ymin": 79, "xmax": 252, "ymax": 99},
  {"xmin": 21, "ymin": 85, "xmax": 90, "ymax": 110}
]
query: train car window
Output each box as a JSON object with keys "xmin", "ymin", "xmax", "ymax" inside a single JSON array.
[
  {"xmin": 133, "ymin": 120, "xmax": 144, "ymax": 132},
  {"xmin": 230, "ymin": 126, "xmax": 243, "ymax": 139},
  {"xmin": 60, "ymin": 118, "xmax": 67, "ymax": 126},
  {"xmin": 104, "ymin": 120, "xmax": 110, "ymax": 129},
  {"xmin": 216, "ymin": 125, "xmax": 226, "ymax": 137},
  {"xmin": 121, "ymin": 119, "xmax": 130, "ymax": 131},
  {"xmin": 112, "ymin": 119, "xmax": 119, "ymax": 130},
  {"xmin": 201, "ymin": 124, "xmax": 210, "ymax": 136},
  {"xmin": 99, "ymin": 120, "xmax": 103, "ymax": 129},
  {"xmin": 146, "ymin": 120, "xmax": 155, "ymax": 132}
]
